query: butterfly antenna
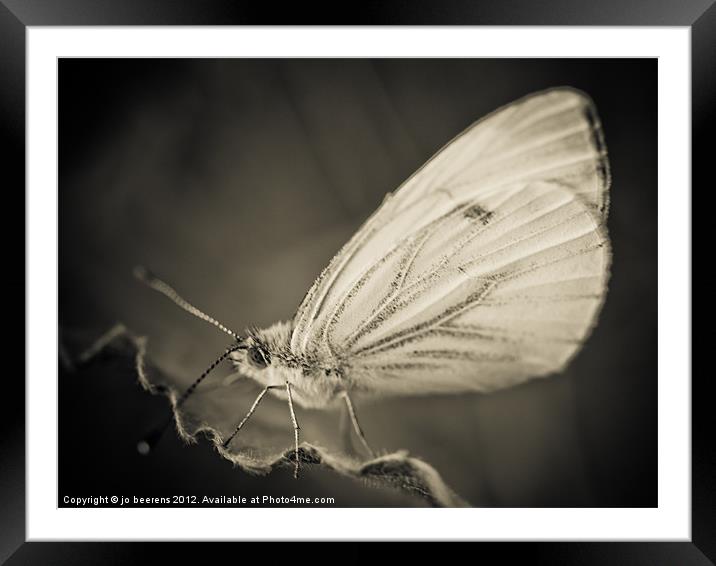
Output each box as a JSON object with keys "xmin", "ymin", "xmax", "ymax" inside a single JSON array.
[
  {"xmin": 137, "ymin": 342, "xmax": 247, "ymax": 455},
  {"xmin": 134, "ymin": 265, "xmax": 240, "ymax": 341}
]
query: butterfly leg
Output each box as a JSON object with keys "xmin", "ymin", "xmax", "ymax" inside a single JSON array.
[
  {"xmin": 338, "ymin": 402, "xmax": 355, "ymax": 455},
  {"xmin": 222, "ymin": 385, "xmax": 280, "ymax": 448},
  {"xmin": 342, "ymin": 391, "xmax": 375, "ymax": 459},
  {"xmin": 285, "ymin": 381, "xmax": 300, "ymax": 479}
]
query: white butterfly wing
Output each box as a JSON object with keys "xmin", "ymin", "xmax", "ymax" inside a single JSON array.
[{"xmin": 290, "ymin": 88, "xmax": 610, "ymax": 395}]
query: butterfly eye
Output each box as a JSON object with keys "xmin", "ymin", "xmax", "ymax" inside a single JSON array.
[{"xmin": 247, "ymin": 346, "xmax": 270, "ymax": 369}]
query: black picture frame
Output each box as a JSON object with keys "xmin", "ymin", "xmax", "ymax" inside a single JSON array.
[{"xmin": 4, "ymin": 1, "xmax": 704, "ymax": 563}]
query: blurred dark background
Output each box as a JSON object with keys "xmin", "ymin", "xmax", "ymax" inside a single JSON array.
[{"xmin": 59, "ymin": 58, "xmax": 656, "ymax": 507}]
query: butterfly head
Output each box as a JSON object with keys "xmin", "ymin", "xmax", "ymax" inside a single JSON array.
[
  {"xmin": 229, "ymin": 322, "xmax": 297, "ymax": 383},
  {"xmin": 227, "ymin": 322, "xmax": 342, "ymax": 408},
  {"xmin": 244, "ymin": 339, "xmax": 271, "ymax": 370},
  {"xmin": 229, "ymin": 326, "xmax": 278, "ymax": 371}
]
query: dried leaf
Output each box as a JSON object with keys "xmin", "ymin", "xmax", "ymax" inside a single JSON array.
[{"xmin": 66, "ymin": 324, "xmax": 470, "ymax": 508}]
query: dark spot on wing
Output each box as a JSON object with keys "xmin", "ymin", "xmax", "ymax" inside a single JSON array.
[{"xmin": 464, "ymin": 204, "xmax": 494, "ymax": 225}]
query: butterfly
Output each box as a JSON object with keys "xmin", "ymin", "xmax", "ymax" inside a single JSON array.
[{"xmin": 136, "ymin": 87, "xmax": 611, "ymax": 478}]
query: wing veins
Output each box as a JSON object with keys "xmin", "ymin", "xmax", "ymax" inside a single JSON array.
[
  {"xmin": 354, "ymin": 280, "xmax": 495, "ymax": 357},
  {"xmin": 342, "ymin": 185, "xmax": 536, "ymax": 347},
  {"xmin": 343, "ymin": 188, "xmax": 579, "ymax": 350},
  {"xmin": 438, "ymin": 122, "xmax": 590, "ymax": 190}
]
